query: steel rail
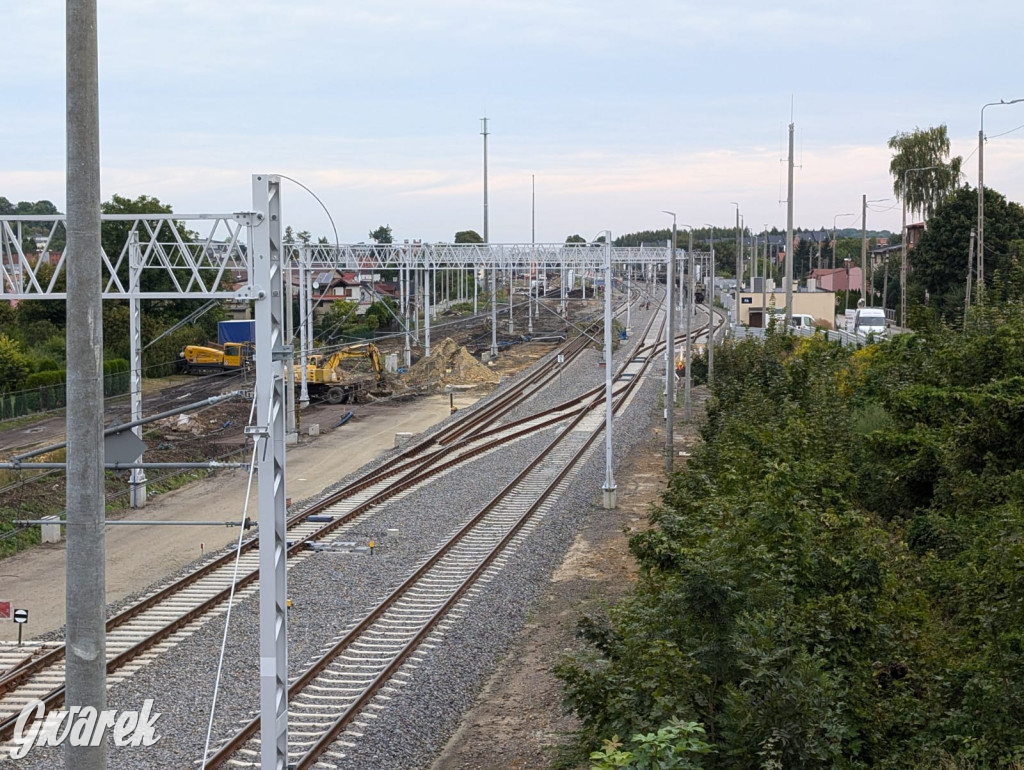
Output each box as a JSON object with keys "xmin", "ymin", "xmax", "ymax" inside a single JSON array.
[
  {"xmin": 204, "ymin": 305, "xmax": 665, "ymax": 767},
  {"xmin": 0, "ymin": 294, "xmax": 658, "ymax": 742},
  {"xmin": 0, "ymin": 319, "xmax": 615, "ymax": 739}
]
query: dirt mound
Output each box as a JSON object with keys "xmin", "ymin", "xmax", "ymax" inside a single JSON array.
[{"xmin": 403, "ymin": 338, "xmax": 500, "ymax": 389}]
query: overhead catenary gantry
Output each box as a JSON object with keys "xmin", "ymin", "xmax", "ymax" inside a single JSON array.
[{"xmin": 1, "ymin": 184, "xmax": 712, "ymax": 770}]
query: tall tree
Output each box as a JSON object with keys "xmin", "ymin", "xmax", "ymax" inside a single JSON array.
[
  {"xmin": 369, "ymin": 224, "xmax": 393, "ymax": 244},
  {"xmin": 0, "ymin": 334, "xmax": 31, "ymax": 392},
  {"xmin": 100, "ymin": 194, "xmax": 215, "ymax": 323},
  {"xmin": 564, "ymin": 234, "xmax": 586, "ymax": 244},
  {"xmin": 911, "ymin": 185, "xmax": 1024, "ymax": 322},
  {"xmin": 454, "ymin": 230, "xmax": 483, "ymax": 244},
  {"xmin": 888, "ymin": 125, "xmax": 963, "ymax": 220}
]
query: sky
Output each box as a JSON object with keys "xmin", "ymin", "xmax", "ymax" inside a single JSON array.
[{"xmin": 4, "ymin": 0, "xmax": 1024, "ymax": 244}]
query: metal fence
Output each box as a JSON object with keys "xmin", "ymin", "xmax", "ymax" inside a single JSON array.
[{"xmin": 0, "ymin": 366, "xmax": 130, "ymax": 421}]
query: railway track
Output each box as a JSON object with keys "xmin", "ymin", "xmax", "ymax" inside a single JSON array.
[
  {"xmin": 0, "ymin": 293, "xmax": 719, "ymax": 762},
  {"xmin": 0, "ymin": 307, "xmax": 616, "ymax": 742},
  {"xmin": 202, "ymin": 309, "xmax": 669, "ymax": 768}
]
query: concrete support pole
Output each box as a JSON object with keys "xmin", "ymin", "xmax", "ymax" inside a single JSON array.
[
  {"xmin": 128, "ymin": 231, "xmax": 147, "ymax": 508},
  {"xmin": 683, "ymin": 230, "xmax": 693, "ymax": 421},
  {"xmin": 482, "ymin": 117, "xmax": 489, "ymax": 244},
  {"xmin": 665, "ymin": 233, "xmax": 675, "ymax": 474},
  {"xmin": 705, "ymin": 227, "xmax": 716, "ymax": 387},
  {"xmin": 252, "ymin": 174, "xmax": 289, "ymax": 770},
  {"xmin": 733, "ymin": 203, "xmax": 741, "ymax": 335},
  {"xmin": 978, "ymin": 125, "xmax": 985, "ymax": 297},
  {"xmin": 861, "ymin": 194, "xmax": 869, "ymax": 303},
  {"xmin": 785, "ymin": 121, "xmax": 795, "ymax": 326},
  {"xmin": 65, "ymin": 1, "xmax": 107, "ymax": 765},
  {"xmin": 527, "ymin": 275, "xmax": 534, "ymax": 335}
]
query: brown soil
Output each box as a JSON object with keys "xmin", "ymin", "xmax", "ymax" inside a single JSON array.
[
  {"xmin": 0, "ymin": 397, "xmax": 253, "ymax": 525},
  {"xmin": 431, "ymin": 390, "xmax": 708, "ymax": 770},
  {"xmin": 402, "ymin": 337, "xmax": 501, "ymax": 390}
]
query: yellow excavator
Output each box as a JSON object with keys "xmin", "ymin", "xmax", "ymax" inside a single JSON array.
[{"xmin": 303, "ymin": 343, "xmax": 390, "ymax": 404}]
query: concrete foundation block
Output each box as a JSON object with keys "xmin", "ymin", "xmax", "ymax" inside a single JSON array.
[{"xmin": 41, "ymin": 515, "xmax": 62, "ymax": 543}]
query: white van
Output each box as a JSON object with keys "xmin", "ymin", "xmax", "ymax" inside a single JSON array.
[
  {"xmin": 852, "ymin": 307, "xmax": 887, "ymax": 339},
  {"xmin": 788, "ymin": 314, "xmax": 817, "ymax": 330}
]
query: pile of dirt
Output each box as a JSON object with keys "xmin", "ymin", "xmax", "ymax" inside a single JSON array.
[{"xmin": 403, "ymin": 338, "xmax": 500, "ymax": 389}]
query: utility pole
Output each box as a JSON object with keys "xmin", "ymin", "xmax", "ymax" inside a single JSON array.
[
  {"xmin": 966, "ymin": 227, "xmax": 976, "ymax": 322},
  {"xmin": 482, "ymin": 118, "xmax": 497, "ymax": 358},
  {"xmin": 65, "ymin": 1, "xmax": 107, "ymax": 767},
  {"xmin": 481, "ymin": 117, "xmax": 489, "ymax": 243},
  {"xmin": 732, "ymin": 203, "xmax": 741, "ymax": 335},
  {"xmin": 861, "ymin": 194, "xmax": 868, "ymax": 305},
  {"xmin": 662, "ymin": 214, "xmax": 676, "ymax": 473},
  {"xmin": 683, "ymin": 226, "xmax": 693, "ymax": 421},
  {"xmin": 785, "ymin": 121, "xmax": 795, "ymax": 326},
  {"xmin": 704, "ymin": 225, "xmax": 716, "ymax": 386},
  {"xmin": 762, "ymin": 225, "xmax": 769, "ymax": 325}
]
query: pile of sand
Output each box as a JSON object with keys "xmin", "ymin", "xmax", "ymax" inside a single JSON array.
[{"xmin": 403, "ymin": 338, "xmax": 500, "ymax": 388}]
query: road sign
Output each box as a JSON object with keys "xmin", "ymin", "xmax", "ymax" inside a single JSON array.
[
  {"xmin": 13, "ymin": 608, "xmax": 28, "ymax": 624},
  {"xmin": 557, "ymin": 354, "xmax": 564, "ymax": 364},
  {"xmin": 0, "ymin": 601, "xmax": 10, "ymax": 619},
  {"xmin": 103, "ymin": 429, "xmax": 147, "ymax": 465}
]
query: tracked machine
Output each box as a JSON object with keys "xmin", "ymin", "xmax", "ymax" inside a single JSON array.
[{"xmin": 303, "ymin": 343, "xmax": 392, "ymax": 404}]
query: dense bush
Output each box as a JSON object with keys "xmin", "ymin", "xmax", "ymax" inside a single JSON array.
[{"xmin": 558, "ymin": 321, "xmax": 1024, "ymax": 768}]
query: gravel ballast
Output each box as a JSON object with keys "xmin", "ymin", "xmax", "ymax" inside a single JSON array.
[{"xmin": 9, "ymin": 305, "xmax": 669, "ymax": 769}]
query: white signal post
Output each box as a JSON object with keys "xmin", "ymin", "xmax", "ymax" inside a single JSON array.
[{"xmin": 598, "ymin": 230, "xmax": 617, "ymax": 508}]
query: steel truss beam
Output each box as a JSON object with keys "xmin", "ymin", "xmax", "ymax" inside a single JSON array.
[
  {"xmin": 282, "ymin": 242, "xmax": 675, "ymax": 271},
  {"xmin": 0, "ymin": 213, "xmax": 258, "ymax": 300}
]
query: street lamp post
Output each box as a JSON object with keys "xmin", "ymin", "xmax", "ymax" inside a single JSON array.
[
  {"xmin": 901, "ymin": 166, "xmax": 939, "ymax": 326},
  {"xmin": 979, "ymin": 98, "xmax": 1024, "ymax": 298},
  {"xmin": 661, "ymin": 212, "xmax": 676, "ymax": 473},
  {"xmin": 831, "ymin": 213, "xmax": 854, "ymax": 271}
]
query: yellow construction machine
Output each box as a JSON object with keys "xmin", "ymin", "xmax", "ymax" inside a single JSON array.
[
  {"xmin": 179, "ymin": 341, "xmax": 254, "ymax": 374},
  {"xmin": 303, "ymin": 343, "xmax": 390, "ymax": 404}
]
